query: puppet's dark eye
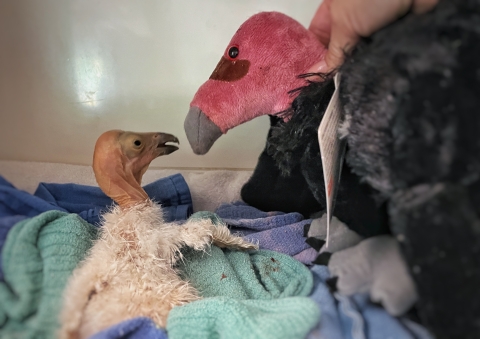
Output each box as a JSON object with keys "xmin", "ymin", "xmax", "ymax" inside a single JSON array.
[
  {"xmin": 228, "ymin": 46, "xmax": 239, "ymax": 59},
  {"xmin": 134, "ymin": 140, "xmax": 142, "ymax": 146}
]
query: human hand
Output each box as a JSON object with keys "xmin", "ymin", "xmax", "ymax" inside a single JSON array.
[{"xmin": 308, "ymin": 0, "xmax": 439, "ymax": 73}]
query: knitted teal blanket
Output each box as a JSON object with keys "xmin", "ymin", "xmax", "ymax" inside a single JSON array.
[
  {"xmin": 169, "ymin": 211, "xmax": 319, "ymax": 339},
  {"xmin": 0, "ymin": 211, "xmax": 97, "ymax": 339},
  {"xmin": 0, "ymin": 211, "xmax": 318, "ymax": 339},
  {"xmin": 172, "ymin": 246, "xmax": 319, "ymax": 339}
]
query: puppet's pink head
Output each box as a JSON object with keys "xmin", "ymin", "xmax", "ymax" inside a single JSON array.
[{"xmin": 185, "ymin": 11, "xmax": 326, "ymax": 154}]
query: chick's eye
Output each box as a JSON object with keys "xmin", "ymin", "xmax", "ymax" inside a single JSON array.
[
  {"xmin": 134, "ymin": 140, "xmax": 142, "ymax": 147},
  {"xmin": 228, "ymin": 46, "xmax": 239, "ymax": 59}
]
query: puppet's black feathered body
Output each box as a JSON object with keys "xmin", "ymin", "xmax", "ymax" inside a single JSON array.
[
  {"xmin": 259, "ymin": 0, "xmax": 480, "ymax": 338},
  {"xmin": 266, "ymin": 79, "xmax": 390, "ymax": 238},
  {"xmin": 240, "ymin": 115, "xmax": 325, "ymax": 218}
]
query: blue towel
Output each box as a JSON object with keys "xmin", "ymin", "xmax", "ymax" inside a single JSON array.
[
  {"xmin": 0, "ymin": 176, "xmax": 64, "ymax": 218},
  {"xmin": 307, "ymin": 265, "xmax": 434, "ymax": 339},
  {"xmin": 90, "ymin": 265, "xmax": 434, "ymax": 339},
  {"xmin": 90, "ymin": 317, "xmax": 168, "ymax": 339},
  {"xmin": 215, "ymin": 201, "xmax": 317, "ymax": 263},
  {"xmin": 0, "ymin": 176, "xmax": 433, "ymax": 339},
  {"xmin": 0, "ymin": 174, "xmax": 193, "ymax": 281},
  {"xmin": 33, "ymin": 174, "xmax": 192, "ymax": 225},
  {"xmin": 0, "ymin": 175, "xmax": 63, "ymax": 281},
  {"xmin": 0, "ymin": 174, "xmax": 192, "ymax": 225}
]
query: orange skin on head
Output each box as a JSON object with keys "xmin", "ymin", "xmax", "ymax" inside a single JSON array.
[{"xmin": 93, "ymin": 130, "xmax": 179, "ymax": 209}]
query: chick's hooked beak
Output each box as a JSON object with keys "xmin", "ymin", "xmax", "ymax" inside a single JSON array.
[{"xmin": 153, "ymin": 132, "xmax": 180, "ymax": 157}]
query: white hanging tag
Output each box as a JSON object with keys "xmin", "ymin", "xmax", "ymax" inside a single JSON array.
[{"xmin": 318, "ymin": 73, "xmax": 347, "ymax": 249}]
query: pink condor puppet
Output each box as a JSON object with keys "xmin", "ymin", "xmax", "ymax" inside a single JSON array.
[
  {"xmin": 184, "ymin": 4, "xmax": 480, "ymax": 339},
  {"xmin": 185, "ymin": 12, "xmax": 325, "ymax": 154},
  {"xmin": 184, "ymin": 11, "xmax": 387, "ymax": 237}
]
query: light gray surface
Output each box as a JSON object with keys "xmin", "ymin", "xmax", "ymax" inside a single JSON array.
[
  {"xmin": 308, "ymin": 214, "xmax": 364, "ymax": 254},
  {"xmin": 329, "ymin": 235, "xmax": 418, "ymax": 316}
]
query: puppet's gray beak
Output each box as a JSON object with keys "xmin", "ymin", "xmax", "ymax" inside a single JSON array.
[{"xmin": 184, "ymin": 106, "xmax": 222, "ymax": 155}]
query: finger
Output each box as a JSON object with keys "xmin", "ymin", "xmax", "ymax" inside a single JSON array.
[
  {"xmin": 323, "ymin": 24, "xmax": 359, "ymax": 71},
  {"xmin": 412, "ymin": 0, "xmax": 438, "ymax": 14},
  {"xmin": 306, "ymin": 26, "xmax": 358, "ymax": 74},
  {"xmin": 307, "ymin": 60, "xmax": 329, "ymax": 75},
  {"xmin": 324, "ymin": 0, "xmax": 412, "ymax": 70},
  {"xmin": 308, "ymin": 0, "xmax": 333, "ymax": 46},
  {"xmin": 331, "ymin": 0, "xmax": 411, "ymax": 38}
]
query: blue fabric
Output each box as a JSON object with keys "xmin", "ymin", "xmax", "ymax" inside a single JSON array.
[
  {"xmin": 1, "ymin": 174, "xmax": 433, "ymax": 339},
  {"xmin": 0, "ymin": 176, "xmax": 64, "ymax": 218},
  {"xmin": 307, "ymin": 265, "xmax": 434, "ymax": 339},
  {"xmin": 33, "ymin": 174, "xmax": 192, "ymax": 225},
  {"xmin": 90, "ymin": 317, "xmax": 168, "ymax": 339},
  {"xmin": 93, "ymin": 265, "xmax": 433, "ymax": 339},
  {"xmin": 0, "ymin": 174, "xmax": 192, "ymax": 226},
  {"xmin": 215, "ymin": 201, "xmax": 317, "ymax": 263},
  {"xmin": 0, "ymin": 174, "xmax": 192, "ymax": 281},
  {"xmin": 0, "ymin": 175, "xmax": 64, "ymax": 281}
]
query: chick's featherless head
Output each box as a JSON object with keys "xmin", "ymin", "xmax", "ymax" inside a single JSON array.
[{"xmin": 93, "ymin": 130, "xmax": 179, "ymax": 208}]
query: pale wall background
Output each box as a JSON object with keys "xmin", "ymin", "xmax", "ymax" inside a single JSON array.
[{"xmin": 0, "ymin": 0, "xmax": 320, "ymax": 169}]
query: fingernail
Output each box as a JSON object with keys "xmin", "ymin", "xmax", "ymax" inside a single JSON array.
[{"xmin": 309, "ymin": 60, "xmax": 328, "ymax": 74}]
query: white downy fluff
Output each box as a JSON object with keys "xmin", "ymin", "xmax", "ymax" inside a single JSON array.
[{"xmin": 58, "ymin": 200, "xmax": 256, "ymax": 339}]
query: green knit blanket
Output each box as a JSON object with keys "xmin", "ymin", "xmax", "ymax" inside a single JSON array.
[
  {"xmin": 0, "ymin": 211, "xmax": 319, "ymax": 339},
  {"xmin": 171, "ymin": 245, "xmax": 319, "ymax": 339},
  {"xmin": 0, "ymin": 211, "xmax": 97, "ymax": 339}
]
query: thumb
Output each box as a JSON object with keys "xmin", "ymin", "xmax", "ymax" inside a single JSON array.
[
  {"xmin": 308, "ymin": 0, "xmax": 333, "ymax": 46},
  {"xmin": 323, "ymin": 22, "xmax": 360, "ymax": 71},
  {"xmin": 311, "ymin": 0, "xmax": 417, "ymax": 73},
  {"xmin": 307, "ymin": 25, "xmax": 358, "ymax": 74}
]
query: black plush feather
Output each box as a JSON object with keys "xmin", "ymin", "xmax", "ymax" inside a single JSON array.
[
  {"xmin": 244, "ymin": 0, "xmax": 480, "ymax": 337},
  {"xmin": 240, "ymin": 116, "xmax": 323, "ymax": 217},
  {"xmin": 337, "ymin": 1, "xmax": 480, "ymax": 337},
  {"xmin": 267, "ymin": 78, "xmax": 390, "ymax": 238}
]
